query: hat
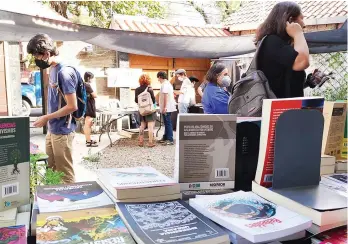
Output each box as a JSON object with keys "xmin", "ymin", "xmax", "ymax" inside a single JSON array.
[{"xmin": 175, "ymin": 69, "xmax": 186, "ymax": 75}]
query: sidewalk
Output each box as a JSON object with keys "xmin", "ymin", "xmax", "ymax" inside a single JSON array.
[{"xmin": 30, "ymin": 130, "xmax": 120, "ymax": 182}]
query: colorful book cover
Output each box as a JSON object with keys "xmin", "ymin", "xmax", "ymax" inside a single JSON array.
[
  {"xmin": 189, "ymin": 191, "xmax": 312, "ymax": 243},
  {"xmin": 98, "ymin": 166, "xmax": 175, "ymax": 189},
  {"xmin": 0, "ymin": 117, "xmax": 30, "ymax": 211},
  {"xmin": 36, "ymin": 181, "xmax": 113, "ymax": 213},
  {"xmin": 175, "ymin": 114, "xmax": 237, "ymax": 184},
  {"xmin": 36, "ymin": 207, "xmax": 135, "ymax": 244},
  {"xmin": 0, "ymin": 225, "xmax": 26, "ymax": 244},
  {"xmin": 256, "ymin": 97, "xmax": 324, "ymax": 187},
  {"xmin": 317, "ymin": 227, "xmax": 347, "ymax": 244},
  {"xmin": 116, "ymin": 200, "xmax": 229, "ymax": 244}
]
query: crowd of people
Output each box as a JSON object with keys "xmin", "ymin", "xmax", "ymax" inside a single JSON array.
[{"xmin": 26, "ymin": 1, "xmax": 327, "ymax": 184}]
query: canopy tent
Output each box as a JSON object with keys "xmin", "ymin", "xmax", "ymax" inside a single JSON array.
[{"xmin": 0, "ymin": 10, "xmax": 346, "ymax": 59}]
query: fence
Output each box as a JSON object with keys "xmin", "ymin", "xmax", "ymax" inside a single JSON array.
[{"xmin": 305, "ymin": 52, "xmax": 347, "ymax": 101}]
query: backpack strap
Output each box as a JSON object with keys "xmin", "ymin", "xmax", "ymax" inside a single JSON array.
[
  {"xmin": 246, "ymin": 35, "xmax": 267, "ymax": 74},
  {"xmin": 56, "ymin": 65, "xmax": 73, "ymax": 128}
]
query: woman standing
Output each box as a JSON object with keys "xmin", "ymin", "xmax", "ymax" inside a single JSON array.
[
  {"xmin": 135, "ymin": 74, "xmax": 156, "ymax": 147},
  {"xmin": 255, "ymin": 1, "xmax": 310, "ymax": 98},
  {"xmin": 84, "ymin": 72, "xmax": 98, "ymax": 147},
  {"xmin": 202, "ymin": 63, "xmax": 231, "ymax": 114}
]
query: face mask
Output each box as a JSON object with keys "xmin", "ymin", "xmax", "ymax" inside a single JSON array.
[
  {"xmin": 219, "ymin": 76, "xmax": 231, "ymax": 87},
  {"xmin": 35, "ymin": 58, "xmax": 51, "ymax": 70},
  {"xmin": 178, "ymin": 77, "xmax": 184, "ymax": 82}
]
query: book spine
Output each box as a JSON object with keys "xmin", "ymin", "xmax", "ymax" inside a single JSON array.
[{"xmin": 179, "ymin": 181, "xmax": 234, "ymax": 191}]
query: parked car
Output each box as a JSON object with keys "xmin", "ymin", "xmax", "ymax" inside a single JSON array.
[{"xmin": 21, "ymin": 71, "xmax": 42, "ymax": 116}]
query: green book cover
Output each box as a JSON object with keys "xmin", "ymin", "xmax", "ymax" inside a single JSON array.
[
  {"xmin": 336, "ymin": 100, "xmax": 348, "ymax": 159},
  {"xmin": 0, "ymin": 117, "xmax": 30, "ymax": 211}
]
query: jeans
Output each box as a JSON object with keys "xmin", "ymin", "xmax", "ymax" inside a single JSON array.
[
  {"xmin": 162, "ymin": 112, "xmax": 173, "ymax": 142},
  {"xmin": 178, "ymin": 103, "xmax": 190, "ymax": 113}
]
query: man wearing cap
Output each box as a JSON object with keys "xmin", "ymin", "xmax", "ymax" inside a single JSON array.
[{"xmin": 175, "ymin": 69, "xmax": 194, "ymax": 114}]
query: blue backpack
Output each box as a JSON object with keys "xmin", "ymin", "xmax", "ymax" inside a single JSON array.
[{"xmin": 56, "ymin": 65, "xmax": 87, "ymax": 126}]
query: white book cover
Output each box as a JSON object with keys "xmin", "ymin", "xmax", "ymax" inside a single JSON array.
[
  {"xmin": 98, "ymin": 166, "xmax": 175, "ymax": 189},
  {"xmin": 320, "ymin": 174, "xmax": 347, "ymax": 197},
  {"xmin": 189, "ymin": 191, "xmax": 312, "ymax": 243},
  {"xmin": 36, "ymin": 181, "xmax": 113, "ymax": 213}
]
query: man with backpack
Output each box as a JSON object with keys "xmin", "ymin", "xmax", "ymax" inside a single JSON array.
[{"xmin": 27, "ymin": 33, "xmax": 82, "ymax": 184}]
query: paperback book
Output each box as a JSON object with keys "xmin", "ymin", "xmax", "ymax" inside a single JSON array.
[
  {"xmin": 189, "ymin": 191, "xmax": 312, "ymax": 243},
  {"xmin": 97, "ymin": 166, "xmax": 179, "ymax": 200},
  {"xmin": 36, "ymin": 181, "xmax": 113, "ymax": 212},
  {"xmin": 175, "ymin": 114, "xmax": 237, "ymax": 187},
  {"xmin": 116, "ymin": 200, "xmax": 230, "ymax": 244},
  {"xmin": 320, "ymin": 174, "xmax": 347, "ymax": 197},
  {"xmin": 36, "ymin": 207, "xmax": 135, "ymax": 244},
  {"xmin": 0, "ymin": 208, "xmax": 17, "ymax": 228},
  {"xmin": 0, "ymin": 117, "xmax": 30, "ymax": 211},
  {"xmin": 0, "ymin": 225, "xmax": 26, "ymax": 244}
]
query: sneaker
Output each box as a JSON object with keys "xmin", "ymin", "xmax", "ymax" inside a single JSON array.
[
  {"xmin": 165, "ymin": 141, "xmax": 174, "ymax": 146},
  {"xmin": 157, "ymin": 139, "xmax": 167, "ymax": 144}
]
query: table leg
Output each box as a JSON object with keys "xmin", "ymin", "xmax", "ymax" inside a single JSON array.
[{"xmin": 156, "ymin": 114, "xmax": 162, "ymax": 137}]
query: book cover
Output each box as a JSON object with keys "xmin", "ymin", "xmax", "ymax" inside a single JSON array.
[
  {"xmin": 175, "ymin": 114, "xmax": 237, "ymax": 184},
  {"xmin": 98, "ymin": 166, "xmax": 175, "ymax": 189},
  {"xmin": 0, "ymin": 225, "xmax": 26, "ymax": 244},
  {"xmin": 36, "ymin": 181, "xmax": 113, "ymax": 212},
  {"xmin": 322, "ymin": 102, "xmax": 347, "ymax": 157},
  {"xmin": 340, "ymin": 109, "xmax": 347, "ymax": 159},
  {"xmin": 320, "ymin": 174, "xmax": 347, "ymax": 197},
  {"xmin": 256, "ymin": 97, "xmax": 324, "ymax": 187},
  {"xmin": 36, "ymin": 207, "xmax": 135, "ymax": 244},
  {"xmin": 116, "ymin": 200, "xmax": 229, "ymax": 244},
  {"xmin": 0, "ymin": 117, "xmax": 30, "ymax": 211},
  {"xmin": 316, "ymin": 226, "xmax": 347, "ymax": 244},
  {"xmin": 189, "ymin": 191, "xmax": 312, "ymax": 243},
  {"xmin": 0, "ymin": 208, "xmax": 17, "ymax": 221}
]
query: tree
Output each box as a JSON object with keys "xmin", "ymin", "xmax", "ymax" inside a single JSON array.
[{"xmin": 45, "ymin": 1, "xmax": 165, "ymax": 28}]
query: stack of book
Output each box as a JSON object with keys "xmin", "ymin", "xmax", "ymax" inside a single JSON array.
[
  {"xmin": 97, "ymin": 166, "xmax": 181, "ymax": 202},
  {"xmin": 336, "ymin": 159, "xmax": 347, "ymax": 173},
  {"xmin": 34, "ymin": 181, "xmax": 136, "ymax": 244},
  {"xmin": 0, "ymin": 208, "xmax": 17, "ymax": 228},
  {"xmin": 175, "ymin": 114, "xmax": 237, "ymax": 194},
  {"xmin": 251, "ymin": 97, "xmax": 347, "ymax": 231},
  {"xmin": 320, "ymin": 173, "xmax": 347, "ymax": 198},
  {"xmin": 189, "ymin": 191, "xmax": 311, "ymax": 243},
  {"xmin": 320, "ymin": 155, "xmax": 336, "ymax": 175},
  {"xmin": 116, "ymin": 200, "xmax": 230, "ymax": 244}
]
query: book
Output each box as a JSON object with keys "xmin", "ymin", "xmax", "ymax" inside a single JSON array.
[
  {"xmin": 36, "ymin": 181, "xmax": 113, "ymax": 212},
  {"xmin": 336, "ymin": 160, "xmax": 347, "ymax": 172},
  {"xmin": 0, "ymin": 117, "xmax": 30, "ymax": 211},
  {"xmin": 0, "ymin": 225, "xmax": 27, "ymax": 244},
  {"xmin": 321, "ymin": 155, "xmax": 336, "ymax": 166},
  {"xmin": 322, "ymin": 101, "xmax": 347, "ymax": 157},
  {"xmin": 255, "ymin": 97, "xmax": 324, "ymax": 187},
  {"xmin": 320, "ymin": 174, "xmax": 347, "ymax": 197},
  {"xmin": 311, "ymin": 226, "xmax": 347, "ymax": 244},
  {"xmin": 175, "ymin": 114, "xmax": 237, "ymax": 188},
  {"xmin": 179, "ymin": 181, "xmax": 234, "ymax": 191},
  {"xmin": 15, "ymin": 212, "xmax": 30, "ymax": 233},
  {"xmin": 97, "ymin": 166, "xmax": 180, "ymax": 200},
  {"xmin": 307, "ymin": 222, "xmax": 347, "ymax": 235},
  {"xmin": 189, "ymin": 191, "xmax": 312, "ymax": 243},
  {"xmin": 321, "ymin": 165, "xmax": 335, "ymax": 176},
  {"xmin": 116, "ymin": 200, "xmax": 230, "ymax": 244},
  {"xmin": 339, "ymin": 103, "xmax": 347, "ymax": 159},
  {"xmin": 0, "ymin": 208, "xmax": 17, "ymax": 228},
  {"xmin": 252, "ymin": 181, "xmax": 347, "ymax": 226},
  {"xmin": 235, "ymin": 117, "xmax": 262, "ymax": 192},
  {"xmin": 181, "ymin": 189, "xmax": 234, "ymax": 201},
  {"xmin": 36, "ymin": 207, "xmax": 135, "ymax": 244}
]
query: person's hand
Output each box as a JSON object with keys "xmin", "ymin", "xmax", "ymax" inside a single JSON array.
[
  {"xmin": 162, "ymin": 107, "xmax": 167, "ymax": 115},
  {"xmin": 33, "ymin": 115, "xmax": 49, "ymax": 128},
  {"xmin": 286, "ymin": 21, "xmax": 303, "ymax": 38}
]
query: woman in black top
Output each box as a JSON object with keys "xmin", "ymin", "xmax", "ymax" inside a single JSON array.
[
  {"xmin": 135, "ymin": 74, "xmax": 156, "ymax": 147},
  {"xmin": 84, "ymin": 72, "xmax": 98, "ymax": 147},
  {"xmin": 255, "ymin": 1, "xmax": 315, "ymax": 98}
]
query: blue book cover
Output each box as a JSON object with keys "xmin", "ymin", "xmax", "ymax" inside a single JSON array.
[{"xmin": 117, "ymin": 200, "xmax": 229, "ymax": 244}]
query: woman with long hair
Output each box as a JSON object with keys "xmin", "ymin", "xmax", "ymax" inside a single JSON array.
[
  {"xmin": 202, "ymin": 62, "xmax": 231, "ymax": 114},
  {"xmin": 135, "ymin": 74, "xmax": 156, "ymax": 147},
  {"xmin": 83, "ymin": 72, "xmax": 98, "ymax": 147},
  {"xmin": 255, "ymin": 1, "xmax": 310, "ymax": 98}
]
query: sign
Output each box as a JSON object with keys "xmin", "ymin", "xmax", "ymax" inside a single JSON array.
[{"xmin": 107, "ymin": 68, "xmax": 142, "ymax": 88}]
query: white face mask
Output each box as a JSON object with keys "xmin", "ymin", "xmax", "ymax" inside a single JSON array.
[
  {"xmin": 218, "ymin": 75, "xmax": 231, "ymax": 87},
  {"xmin": 178, "ymin": 76, "xmax": 184, "ymax": 82}
]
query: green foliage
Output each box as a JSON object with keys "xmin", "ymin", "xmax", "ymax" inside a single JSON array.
[
  {"xmin": 83, "ymin": 149, "xmax": 101, "ymax": 163},
  {"xmin": 215, "ymin": 1, "xmax": 241, "ymax": 21},
  {"xmin": 30, "ymin": 154, "xmax": 65, "ymax": 200},
  {"xmin": 46, "ymin": 1, "xmax": 165, "ymax": 28}
]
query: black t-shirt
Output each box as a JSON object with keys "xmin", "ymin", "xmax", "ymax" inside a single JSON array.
[
  {"xmin": 258, "ymin": 35, "xmax": 306, "ymax": 98},
  {"xmin": 85, "ymin": 82, "xmax": 96, "ymax": 117}
]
